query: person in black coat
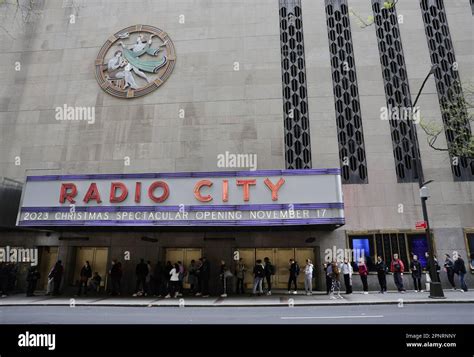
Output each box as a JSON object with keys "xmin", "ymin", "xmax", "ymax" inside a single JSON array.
[
  {"xmin": 453, "ymin": 255, "xmax": 468, "ymax": 292},
  {"xmin": 134, "ymin": 259, "xmax": 149, "ymax": 296},
  {"xmin": 50, "ymin": 261, "xmax": 64, "ymax": 296},
  {"xmin": 109, "ymin": 260, "xmax": 122, "ymax": 296},
  {"xmin": 375, "ymin": 256, "xmax": 387, "ymax": 293},
  {"xmin": 410, "ymin": 255, "xmax": 423, "ymax": 292},
  {"xmin": 153, "ymin": 261, "xmax": 163, "ymax": 296},
  {"xmin": 26, "ymin": 265, "xmax": 41, "ymax": 297},
  {"xmin": 0, "ymin": 263, "xmax": 8, "ymax": 297},
  {"xmin": 77, "ymin": 261, "xmax": 92, "ymax": 296},
  {"xmin": 198, "ymin": 257, "xmax": 210, "ymax": 297}
]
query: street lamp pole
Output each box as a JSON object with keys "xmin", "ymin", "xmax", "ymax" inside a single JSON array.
[{"xmin": 411, "ymin": 66, "xmax": 445, "ymax": 298}]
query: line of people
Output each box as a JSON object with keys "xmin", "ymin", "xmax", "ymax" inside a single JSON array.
[
  {"xmin": 128, "ymin": 257, "xmax": 211, "ymax": 298},
  {"xmin": 324, "ymin": 252, "xmax": 469, "ymax": 298}
]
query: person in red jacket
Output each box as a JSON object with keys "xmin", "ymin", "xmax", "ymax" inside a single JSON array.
[
  {"xmin": 390, "ymin": 253, "xmax": 406, "ymax": 293},
  {"xmin": 358, "ymin": 258, "xmax": 369, "ymax": 294}
]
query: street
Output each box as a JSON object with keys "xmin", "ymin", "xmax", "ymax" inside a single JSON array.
[{"xmin": 1, "ymin": 303, "xmax": 473, "ymax": 324}]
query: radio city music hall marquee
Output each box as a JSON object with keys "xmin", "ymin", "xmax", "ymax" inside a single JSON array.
[{"xmin": 17, "ymin": 169, "xmax": 344, "ymax": 227}]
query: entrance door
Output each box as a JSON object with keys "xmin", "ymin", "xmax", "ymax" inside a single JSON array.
[
  {"xmin": 73, "ymin": 247, "xmax": 109, "ymax": 288},
  {"xmin": 165, "ymin": 248, "xmax": 202, "ymax": 289},
  {"xmin": 275, "ymin": 248, "xmax": 294, "ymax": 289},
  {"xmin": 38, "ymin": 246, "xmax": 58, "ymax": 290}
]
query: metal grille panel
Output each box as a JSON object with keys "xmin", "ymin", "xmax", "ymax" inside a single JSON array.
[
  {"xmin": 325, "ymin": 0, "xmax": 368, "ymax": 183},
  {"xmin": 372, "ymin": 0, "xmax": 422, "ymax": 182},
  {"xmin": 420, "ymin": 0, "xmax": 474, "ymax": 180},
  {"xmin": 279, "ymin": 0, "xmax": 312, "ymax": 169}
]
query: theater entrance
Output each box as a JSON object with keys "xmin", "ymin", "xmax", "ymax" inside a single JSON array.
[
  {"xmin": 236, "ymin": 248, "xmax": 317, "ymax": 290},
  {"xmin": 72, "ymin": 247, "xmax": 109, "ymax": 289},
  {"xmin": 165, "ymin": 248, "xmax": 202, "ymax": 289}
]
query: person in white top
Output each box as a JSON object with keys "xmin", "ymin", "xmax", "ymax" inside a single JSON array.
[
  {"xmin": 304, "ymin": 259, "xmax": 314, "ymax": 295},
  {"xmin": 165, "ymin": 263, "xmax": 180, "ymax": 298},
  {"xmin": 339, "ymin": 258, "xmax": 353, "ymax": 294}
]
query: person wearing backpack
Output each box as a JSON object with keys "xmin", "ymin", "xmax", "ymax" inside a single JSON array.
[
  {"xmin": 287, "ymin": 259, "xmax": 299, "ymax": 294},
  {"xmin": 263, "ymin": 257, "xmax": 275, "ymax": 296},
  {"xmin": 410, "ymin": 254, "xmax": 423, "ymax": 292},
  {"xmin": 303, "ymin": 259, "xmax": 314, "ymax": 295},
  {"xmin": 252, "ymin": 260, "xmax": 265, "ymax": 296},
  {"xmin": 390, "ymin": 253, "xmax": 406, "ymax": 292}
]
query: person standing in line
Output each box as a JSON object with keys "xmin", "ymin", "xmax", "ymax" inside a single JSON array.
[
  {"xmin": 199, "ymin": 257, "xmax": 210, "ymax": 297},
  {"xmin": 109, "ymin": 260, "xmax": 123, "ymax": 296},
  {"xmin": 390, "ymin": 253, "xmax": 406, "ymax": 293},
  {"xmin": 77, "ymin": 261, "xmax": 92, "ymax": 296},
  {"xmin": 287, "ymin": 259, "xmax": 299, "ymax": 295},
  {"xmin": 358, "ymin": 258, "xmax": 369, "ymax": 294},
  {"xmin": 177, "ymin": 261, "xmax": 185, "ymax": 297},
  {"xmin": 453, "ymin": 254, "xmax": 468, "ymax": 292},
  {"xmin": 26, "ymin": 265, "xmax": 41, "ymax": 297},
  {"xmin": 252, "ymin": 259, "xmax": 265, "ymax": 296},
  {"xmin": 235, "ymin": 258, "xmax": 246, "ymax": 295},
  {"xmin": 145, "ymin": 260, "xmax": 153, "ymax": 296},
  {"xmin": 163, "ymin": 261, "xmax": 173, "ymax": 297},
  {"xmin": 425, "ymin": 252, "xmax": 441, "ymax": 282},
  {"xmin": 165, "ymin": 263, "xmax": 180, "ymax": 298},
  {"xmin": 50, "ymin": 260, "xmax": 64, "ymax": 296},
  {"xmin": 443, "ymin": 254, "xmax": 456, "ymax": 290},
  {"xmin": 303, "ymin": 259, "xmax": 314, "ymax": 296},
  {"xmin": 329, "ymin": 261, "xmax": 342, "ymax": 299},
  {"xmin": 152, "ymin": 261, "xmax": 163, "ymax": 296},
  {"xmin": 133, "ymin": 258, "xmax": 149, "ymax": 297},
  {"xmin": 263, "ymin": 257, "xmax": 275, "ymax": 296},
  {"xmin": 219, "ymin": 260, "xmax": 229, "ymax": 298},
  {"xmin": 0, "ymin": 263, "xmax": 8, "ymax": 297},
  {"xmin": 340, "ymin": 258, "xmax": 353, "ymax": 294},
  {"xmin": 324, "ymin": 260, "xmax": 332, "ymax": 295},
  {"xmin": 187, "ymin": 260, "xmax": 197, "ymax": 295},
  {"xmin": 375, "ymin": 256, "xmax": 387, "ymax": 293},
  {"xmin": 410, "ymin": 255, "xmax": 423, "ymax": 292}
]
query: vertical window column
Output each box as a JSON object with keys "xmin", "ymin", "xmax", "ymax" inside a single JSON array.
[
  {"xmin": 279, "ymin": 0, "xmax": 312, "ymax": 169},
  {"xmin": 325, "ymin": 0, "xmax": 368, "ymax": 184}
]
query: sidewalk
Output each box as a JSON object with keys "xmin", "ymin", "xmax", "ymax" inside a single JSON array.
[{"xmin": 1, "ymin": 290, "xmax": 473, "ymax": 307}]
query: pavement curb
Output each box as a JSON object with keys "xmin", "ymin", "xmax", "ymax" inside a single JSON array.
[{"xmin": 1, "ymin": 299, "xmax": 473, "ymax": 308}]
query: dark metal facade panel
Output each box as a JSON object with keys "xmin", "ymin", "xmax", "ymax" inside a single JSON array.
[
  {"xmin": 325, "ymin": 0, "xmax": 368, "ymax": 184},
  {"xmin": 420, "ymin": 0, "xmax": 474, "ymax": 181},
  {"xmin": 279, "ymin": 0, "xmax": 312, "ymax": 169},
  {"xmin": 372, "ymin": 0, "xmax": 422, "ymax": 183}
]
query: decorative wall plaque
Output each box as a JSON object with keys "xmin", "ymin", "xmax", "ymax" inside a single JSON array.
[{"xmin": 95, "ymin": 24, "xmax": 176, "ymax": 98}]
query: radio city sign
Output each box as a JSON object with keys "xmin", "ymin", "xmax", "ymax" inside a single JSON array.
[{"xmin": 17, "ymin": 169, "xmax": 344, "ymax": 227}]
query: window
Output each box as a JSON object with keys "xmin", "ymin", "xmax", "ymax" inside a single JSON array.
[{"xmin": 348, "ymin": 232, "xmax": 430, "ymax": 272}]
